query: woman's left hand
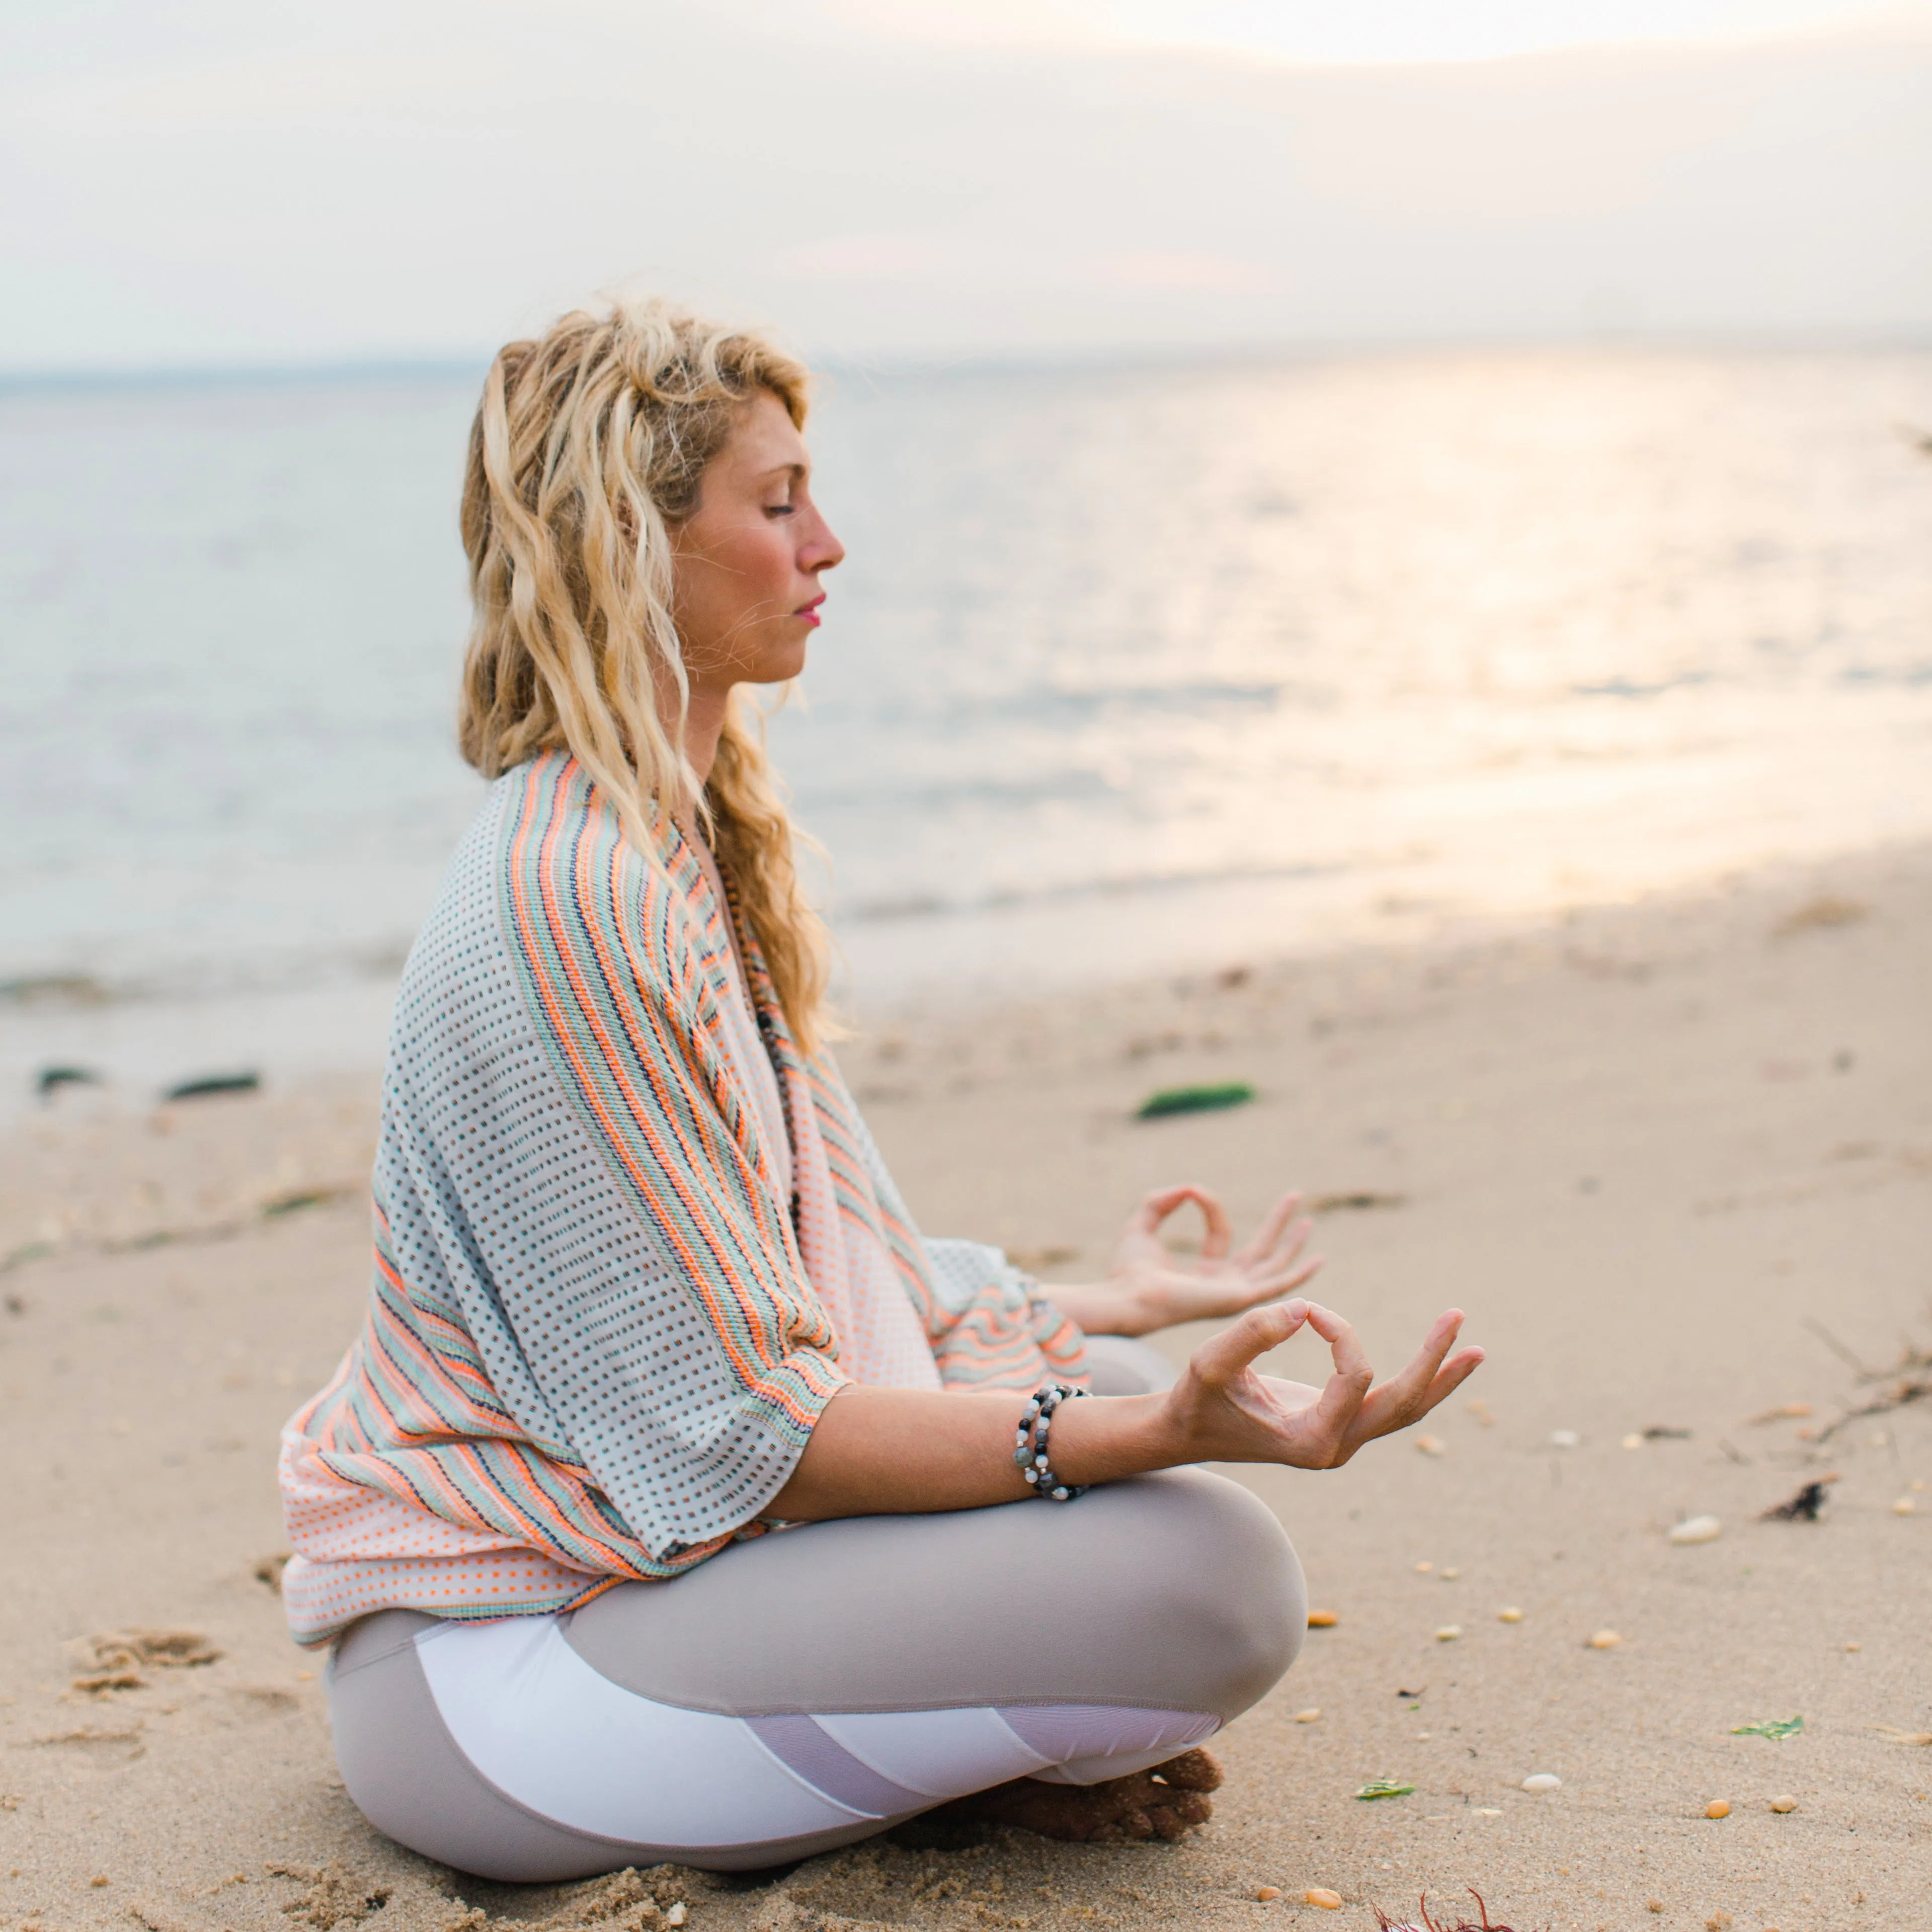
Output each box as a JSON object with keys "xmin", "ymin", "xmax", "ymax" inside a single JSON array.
[{"xmin": 1040, "ymin": 1185, "xmax": 1321, "ymax": 1338}]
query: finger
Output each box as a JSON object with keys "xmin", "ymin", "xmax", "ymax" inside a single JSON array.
[
  {"xmin": 1227, "ymin": 1248, "xmax": 1325, "ymax": 1306},
  {"xmin": 1246, "ymin": 1225, "xmax": 1319, "ymax": 1291},
  {"xmin": 1221, "ymin": 1244, "xmax": 1329, "ymax": 1306},
  {"xmin": 1365, "ymin": 1309, "xmax": 1467, "ymax": 1418},
  {"xmin": 1192, "ymin": 1188, "xmax": 1234, "ymax": 1262},
  {"xmin": 1254, "ymin": 1251, "xmax": 1325, "ymax": 1297},
  {"xmin": 1342, "ymin": 1317, "xmax": 1474, "ymax": 1452},
  {"xmin": 1263, "ymin": 1214, "xmax": 1315, "ymax": 1274},
  {"xmin": 1412, "ymin": 1345, "xmax": 1485, "ymax": 1416},
  {"xmin": 1231, "ymin": 1191, "xmax": 1302, "ymax": 1268},
  {"xmin": 1299, "ymin": 1302, "xmax": 1377, "ymax": 1443},
  {"xmin": 1346, "ymin": 1346, "xmax": 1486, "ymax": 1456},
  {"xmin": 1129, "ymin": 1184, "xmax": 1209, "ymax": 1240},
  {"xmin": 1187, "ymin": 1299, "xmax": 1309, "ymax": 1389}
]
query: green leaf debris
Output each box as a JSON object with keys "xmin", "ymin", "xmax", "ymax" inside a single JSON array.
[{"xmin": 1731, "ymin": 1716, "xmax": 1804, "ymax": 1740}]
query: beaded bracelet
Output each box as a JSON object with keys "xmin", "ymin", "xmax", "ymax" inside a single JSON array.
[{"xmin": 1013, "ymin": 1381, "xmax": 1091, "ymax": 1502}]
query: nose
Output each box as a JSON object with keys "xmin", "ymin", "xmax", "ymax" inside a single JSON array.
[{"xmin": 801, "ymin": 506, "xmax": 845, "ymax": 575}]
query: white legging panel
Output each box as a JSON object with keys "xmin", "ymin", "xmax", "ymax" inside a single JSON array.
[{"xmin": 414, "ymin": 1614, "xmax": 1217, "ymax": 1848}]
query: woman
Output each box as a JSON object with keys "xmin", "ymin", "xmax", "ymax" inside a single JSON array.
[{"xmin": 281, "ymin": 299, "xmax": 1483, "ymax": 1884}]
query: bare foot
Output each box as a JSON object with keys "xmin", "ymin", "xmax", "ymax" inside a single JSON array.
[{"xmin": 930, "ymin": 1748, "xmax": 1223, "ymax": 1845}]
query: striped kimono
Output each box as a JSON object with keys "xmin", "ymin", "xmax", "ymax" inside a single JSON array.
[{"xmin": 278, "ymin": 753, "xmax": 1086, "ymax": 1648}]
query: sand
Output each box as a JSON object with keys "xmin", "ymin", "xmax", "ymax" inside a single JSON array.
[{"xmin": 3, "ymin": 846, "xmax": 1928, "ymax": 1932}]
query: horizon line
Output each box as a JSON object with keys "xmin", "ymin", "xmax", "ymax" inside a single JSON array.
[{"xmin": 3, "ymin": 325, "xmax": 1929, "ymax": 395}]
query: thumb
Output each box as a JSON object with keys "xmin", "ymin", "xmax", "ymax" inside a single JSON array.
[{"xmin": 1188, "ymin": 1300, "xmax": 1309, "ymax": 1390}]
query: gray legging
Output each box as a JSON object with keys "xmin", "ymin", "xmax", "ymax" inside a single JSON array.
[{"xmin": 326, "ymin": 1348, "xmax": 1305, "ymax": 1881}]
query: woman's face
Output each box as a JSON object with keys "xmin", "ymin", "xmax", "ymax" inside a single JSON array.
[{"xmin": 670, "ymin": 389, "xmax": 844, "ymax": 695}]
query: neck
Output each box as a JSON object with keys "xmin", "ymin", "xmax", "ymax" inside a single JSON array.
[{"xmin": 673, "ymin": 677, "xmax": 733, "ymax": 833}]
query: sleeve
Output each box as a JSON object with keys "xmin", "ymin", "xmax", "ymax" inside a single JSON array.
[
  {"xmin": 919, "ymin": 1238, "xmax": 1091, "ymax": 1390},
  {"xmin": 831, "ymin": 1096, "xmax": 1090, "ymax": 1392},
  {"xmin": 384, "ymin": 761, "xmax": 848, "ymax": 1561}
]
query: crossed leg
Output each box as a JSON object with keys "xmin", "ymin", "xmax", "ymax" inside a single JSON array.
[{"xmin": 326, "ymin": 1465, "xmax": 1305, "ymax": 1881}]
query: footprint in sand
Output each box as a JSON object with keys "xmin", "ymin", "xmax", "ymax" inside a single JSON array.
[{"xmin": 68, "ymin": 1628, "xmax": 222, "ymax": 1694}]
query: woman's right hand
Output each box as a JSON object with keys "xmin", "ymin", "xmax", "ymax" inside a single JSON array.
[
  {"xmin": 767, "ymin": 1297, "xmax": 1483, "ymax": 1521},
  {"xmin": 1153, "ymin": 1299, "xmax": 1484, "ymax": 1471}
]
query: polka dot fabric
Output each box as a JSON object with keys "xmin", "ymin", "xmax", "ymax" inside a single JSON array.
[{"xmin": 279, "ymin": 756, "xmax": 1087, "ymax": 1647}]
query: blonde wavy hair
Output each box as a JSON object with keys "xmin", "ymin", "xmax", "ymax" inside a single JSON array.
[{"xmin": 457, "ymin": 297, "xmax": 831, "ymax": 1051}]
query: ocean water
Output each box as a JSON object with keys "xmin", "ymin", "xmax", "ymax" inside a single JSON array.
[{"xmin": 4, "ymin": 348, "xmax": 1931, "ymax": 1091}]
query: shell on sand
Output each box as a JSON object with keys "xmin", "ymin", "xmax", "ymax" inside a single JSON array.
[{"xmin": 1668, "ymin": 1514, "xmax": 1722, "ymax": 1544}]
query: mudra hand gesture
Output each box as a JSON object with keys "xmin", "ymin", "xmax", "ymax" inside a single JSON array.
[
  {"xmin": 774, "ymin": 1185, "xmax": 1481, "ymax": 1516},
  {"xmin": 1157, "ymin": 1298, "xmax": 1481, "ymax": 1470},
  {"xmin": 1045, "ymin": 1185, "xmax": 1322, "ymax": 1338}
]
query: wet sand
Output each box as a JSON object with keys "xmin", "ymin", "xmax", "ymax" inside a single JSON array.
[{"xmin": 2, "ymin": 845, "xmax": 1928, "ymax": 1932}]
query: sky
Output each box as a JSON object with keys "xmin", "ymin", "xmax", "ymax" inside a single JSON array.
[{"xmin": 2, "ymin": 0, "xmax": 1929, "ymax": 371}]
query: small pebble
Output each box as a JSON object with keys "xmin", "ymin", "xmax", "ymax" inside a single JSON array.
[
  {"xmin": 1294, "ymin": 1708, "xmax": 1322, "ymax": 1723},
  {"xmin": 666, "ymin": 1908, "xmax": 686, "ymax": 1928},
  {"xmin": 1521, "ymin": 1773, "xmax": 1562, "ymax": 1792},
  {"xmin": 1474, "ymin": 1807, "xmax": 1501, "ymax": 1816},
  {"xmin": 1893, "ymin": 1497, "xmax": 1916, "ymax": 1515},
  {"xmin": 1588, "ymin": 1630, "xmax": 1622, "ymax": 1649},
  {"xmin": 1622, "ymin": 1433, "xmax": 1644, "ymax": 1450},
  {"xmin": 1647, "ymin": 1904, "xmax": 1664, "ymax": 1916},
  {"xmin": 1435, "ymin": 1625, "xmax": 1462, "ymax": 1642},
  {"xmin": 1414, "ymin": 1561, "xmax": 1433, "ymax": 1573},
  {"xmin": 1439, "ymin": 1567, "xmax": 1460, "ymax": 1580},
  {"xmin": 1550, "ymin": 1429, "xmax": 1582, "ymax": 1448},
  {"xmin": 1498, "ymin": 1606, "xmax": 1523, "ymax": 1623},
  {"xmin": 1307, "ymin": 1609, "xmax": 1338, "ymax": 1628},
  {"xmin": 1415, "ymin": 1434, "xmax": 1445, "ymax": 1457},
  {"xmin": 1769, "ymin": 1795, "xmax": 1797, "ymax": 1813},
  {"xmin": 90, "ymin": 1878, "xmax": 109, "ymax": 1889},
  {"xmin": 1705, "ymin": 1799, "xmax": 1731, "ymax": 1819},
  {"xmin": 1669, "ymin": 1514, "xmax": 1723, "ymax": 1545},
  {"xmin": 1255, "ymin": 1886, "xmax": 1282, "ymax": 1902},
  {"xmin": 1844, "ymin": 1641, "xmax": 1861, "ymax": 1652},
  {"xmin": 1305, "ymin": 1889, "xmax": 1344, "ymax": 1910}
]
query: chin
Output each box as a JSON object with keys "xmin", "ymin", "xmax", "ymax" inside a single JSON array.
[{"xmin": 742, "ymin": 635, "xmax": 812, "ymax": 686}]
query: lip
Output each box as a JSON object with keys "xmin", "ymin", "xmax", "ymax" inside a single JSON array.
[{"xmin": 795, "ymin": 593, "xmax": 826, "ymax": 626}]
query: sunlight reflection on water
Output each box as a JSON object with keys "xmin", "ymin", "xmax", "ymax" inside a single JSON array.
[{"xmin": 793, "ymin": 349, "xmax": 1932, "ymax": 998}]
